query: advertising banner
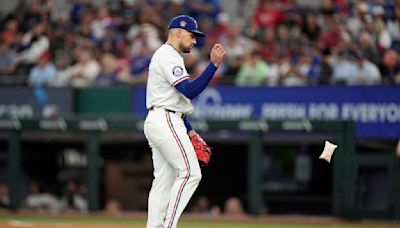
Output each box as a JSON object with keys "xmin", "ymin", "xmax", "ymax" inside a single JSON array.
[
  {"xmin": 0, "ymin": 87, "xmax": 73, "ymax": 119},
  {"xmin": 134, "ymin": 86, "xmax": 400, "ymax": 139}
]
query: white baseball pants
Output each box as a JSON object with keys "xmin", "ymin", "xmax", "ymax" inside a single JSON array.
[{"xmin": 144, "ymin": 107, "xmax": 202, "ymax": 228}]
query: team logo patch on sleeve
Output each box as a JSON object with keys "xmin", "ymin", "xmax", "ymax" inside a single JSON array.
[{"xmin": 172, "ymin": 66, "xmax": 183, "ymax": 77}]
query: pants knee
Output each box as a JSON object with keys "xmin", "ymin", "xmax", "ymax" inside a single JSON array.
[
  {"xmin": 178, "ymin": 167, "xmax": 201, "ymax": 184},
  {"xmin": 190, "ymin": 169, "xmax": 202, "ymax": 184}
]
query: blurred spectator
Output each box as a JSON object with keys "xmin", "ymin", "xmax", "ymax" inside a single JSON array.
[
  {"xmin": 279, "ymin": 55, "xmax": 311, "ymax": 87},
  {"xmin": 300, "ymin": 12, "xmax": 321, "ymax": 42},
  {"xmin": 61, "ymin": 180, "xmax": 88, "ymax": 213},
  {"xmin": 251, "ymin": 0, "xmax": 287, "ymax": 30},
  {"xmin": 114, "ymin": 42, "xmax": 131, "ymax": 76},
  {"xmin": 258, "ymin": 29, "xmax": 279, "ymax": 64},
  {"xmin": 331, "ymin": 50, "xmax": 357, "ymax": 85},
  {"xmin": 98, "ymin": 26, "xmax": 120, "ymax": 54},
  {"xmin": 96, "ymin": 53, "xmax": 119, "ymax": 86},
  {"xmin": 105, "ymin": 198, "xmax": 122, "ymax": 215},
  {"xmin": 76, "ymin": 9, "xmax": 94, "ymax": 39},
  {"xmin": 235, "ymin": 50, "xmax": 269, "ymax": 86},
  {"xmin": 64, "ymin": 47, "xmax": 101, "ymax": 87},
  {"xmin": 386, "ymin": 4, "xmax": 400, "ymax": 49},
  {"xmin": 190, "ymin": 195, "xmax": 221, "ymax": 217},
  {"xmin": 76, "ymin": 181, "xmax": 88, "ymax": 212},
  {"xmin": 1, "ymin": 18, "xmax": 19, "ymax": 46},
  {"xmin": 210, "ymin": 204, "xmax": 222, "ymax": 217},
  {"xmin": 16, "ymin": 22, "xmax": 49, "ymax": 65},
  {"xmin": 0, "ymin": 184, "xmax": 9, "ymax": 209},
  {"xmin": 303, "ymin": 53, "xmax": 320, "ymax": 85},
  {"xmin": 25, "ymin": 181, "xmax": 62, "ymax": 213},
  {"xmin": 184, "ymin": 0, "xmax": 221, "ymax": 22},
  {"xmin": 163, "ymin": 1, "xmax": 185, "ymax": 23},
  {"xmin": 223, "ymin": 196, "xmax": 247, "ymax": 218},
  {"xmin": 317, "ymin": 48, "xmax": 333, "ymax": 85},
  {"xmin": 372, "ymin": 4, "xmax": 385, "ymax": 21},
  {"xmin": 265, "ymin": 56, "xmax": 280, "ymax": 86},
  {"xmin": 275, "ymin": 25, "xmax": 291, "ymax": 58},
  {"xmin": 0, "ymin": 40, "xmax": 17, "ymax": 76},
  {"xmin": 50, "ymin": 13, "xmax": 73, "ymax": 53},
  {"xmin": 220, "ymin": 19, "xmax": 256, "ymax": 80},
  {"xmin": 68, "ymin": 0, "xmax": 88, "ymax": 25},
  {"xmin": 380, "ymin": 49, "xmax": 400, "ymax": 85},
  {"xmin": 51, "ymin": 32, "xmax": 76, "ymax": 86},
  {"xmin": 28, "ymin": 51, "xmax": 56, "ymax": 87},
  {"xmin": 62, "ymin": 179, "xmax": 75, "ymax": 210},
  {"xmin": 320, "ymin": 19, "xmax": 349, "ymax": 52},
  {"xmin": 118, "ymin": 41, "xmax": 151, "ymax": 86},
  {"xmin": 205, "ymin": 13, "xmax": 230, "ymax": 47},
  {"xmin": 332, "ymin": 49, "xmax": 381, "ymax": 86},
  {"xmin": 350, "ymin": 50, "xmax": 381, "ymax": 85},
  {"xmin": 91, "ymin": 5, "xmax": 113, "ymax": 41},
  {"xmin": 115, "ymin": 2, "xmax": 137, "ymax": 33},
  {"xmin": 129, "ymin": 23, "xmax": 162, "ymax": 57},
  {"xmin": 346, "ymin": 2, "xmax": 370, "ymax": 38},
  {"xmin": 358, "ymin": 31, "xmax": 381, "ymax": 65},
  {"xmin": 372, "ymin": 18, "xmax": 392, "ymax": 51},
  {"xmin": 22, "ymin": 0, "xmax": 43, "ymax": 31},
  {"xmin": 190, "ymin": 195, "xmax": 211, "ymax": 215}
]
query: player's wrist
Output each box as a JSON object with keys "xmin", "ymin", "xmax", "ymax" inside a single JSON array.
[
  {"xmin": 188, "ymin": 130, "xmax": 196, "ymax": 137},
  {"xmin": 209, "ymin": 61, "xmax": 219, "ymax": 68}
]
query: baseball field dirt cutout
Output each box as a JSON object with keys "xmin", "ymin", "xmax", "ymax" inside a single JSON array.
[{"xmin": 319, "ymin": 141, "xmax": 338, "ymax": 163}]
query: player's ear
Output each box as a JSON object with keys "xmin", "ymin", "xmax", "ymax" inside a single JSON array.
[{"xmin": 176, "ymin": 29, "xmax": 182, "ymax": 38}]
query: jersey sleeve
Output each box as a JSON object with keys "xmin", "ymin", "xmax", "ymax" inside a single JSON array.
[{"xmin": 157, "ymin": 53, "xmax": 189, "ymax": 87}]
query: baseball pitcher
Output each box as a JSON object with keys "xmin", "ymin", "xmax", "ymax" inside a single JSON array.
[{"xmin": 143, "ymin": 15, "xmax": 225, "ymax": 228}]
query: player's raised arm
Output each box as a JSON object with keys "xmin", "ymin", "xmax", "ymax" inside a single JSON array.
[{"xmin": 175, "ymin": 43, "xmax": 225, "ymax": 99}]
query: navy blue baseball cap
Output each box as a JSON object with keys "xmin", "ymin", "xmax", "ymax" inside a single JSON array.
[{"xmin": 168, "ymin": 15, "xmax": 205, "ymax": 37}]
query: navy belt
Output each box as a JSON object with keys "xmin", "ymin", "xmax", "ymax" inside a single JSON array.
[{"xmin": 149, "ymin": 107, "xmax": 185, "ymax": 119}]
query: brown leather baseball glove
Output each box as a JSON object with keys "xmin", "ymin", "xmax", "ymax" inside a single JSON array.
[{"xmin": 190, "ymin": 133, "xmax": 212, "ymax": 167}]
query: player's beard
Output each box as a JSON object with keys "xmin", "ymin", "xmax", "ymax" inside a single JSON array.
[{"xmin": 180, "ymin": 42, "xmax": 192, "ymax": 53}]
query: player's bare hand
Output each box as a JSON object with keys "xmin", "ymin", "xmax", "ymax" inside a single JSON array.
[{"xmin": 210, "ymin": 44, "xmax": 225, "ymax": 67}]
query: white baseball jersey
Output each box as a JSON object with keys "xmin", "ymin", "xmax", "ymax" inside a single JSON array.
[{"xmin": 146, "ymin": 44, "xmax": 194, "ymax": 114}]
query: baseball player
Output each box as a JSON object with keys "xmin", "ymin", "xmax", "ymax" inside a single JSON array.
[{"xmin": 143, "ymin": 15, "xmax": 225, "ymax": 228}]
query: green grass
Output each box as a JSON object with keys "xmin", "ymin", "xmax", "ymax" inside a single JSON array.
[
  {"xmin": 0, "ymin": 215, "xmax": 398, "ymax": 228},
  {"xmin": 0, "ymin": 215, "xmax": 143, "ymax": 225}
]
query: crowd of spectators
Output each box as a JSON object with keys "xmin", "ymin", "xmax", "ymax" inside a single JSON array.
[
  {"xmin": 24, "ymin": 179, "xmax": 88, "ymax": 213},
  {"xmin": 0, "ymin": 0, "xmax": 399, "ymax": 88},
  {"xmin": 189, "ymin": 195, "xmax": 247, "ymax": 218}
]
